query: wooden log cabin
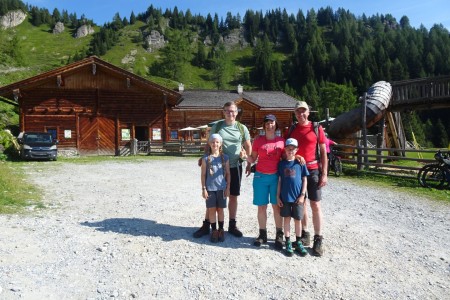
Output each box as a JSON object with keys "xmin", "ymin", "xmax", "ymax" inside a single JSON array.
[{"xmin": 0, "ymin": 56, "xmax": 299, "ymax": 156}]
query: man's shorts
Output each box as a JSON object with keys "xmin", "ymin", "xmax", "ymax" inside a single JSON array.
[
  {"xmin": 205, "ymin": 190, "xmax": 227, "ymax": 209},
  {"xmin": 252, "ymin": 172, "xmax": 278, "ymax": 206},
  {"xmin": 230, "ymin": 166, "xmax": 243, "ymax": 196},
  {"xmin": 280, "ymin": 201, "xmax": 304, "ymax": 220},
  {"xmin": 307, "ymin": 169, "xmax": 322, "ymax": 201}
]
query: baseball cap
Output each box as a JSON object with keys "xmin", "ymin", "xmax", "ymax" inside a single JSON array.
[
  {"xmin": 209, "ymin": 133, "xmax": 223, "ymax": 143},
  {"xmin": 263, "ymin": 114, "xmax": 277, "ymax": 122},
  {"xmin": 285, "ymin": 138, "xmax": 298, "ymax": 148},
  {"xmin": 295, "ymin": 101, "xmax": 309, "ymax": 110}
]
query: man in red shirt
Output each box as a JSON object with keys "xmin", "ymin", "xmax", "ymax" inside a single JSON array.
[{"xmin": 286, "ymin": 101, "xmax": 328, "ymax": 256}]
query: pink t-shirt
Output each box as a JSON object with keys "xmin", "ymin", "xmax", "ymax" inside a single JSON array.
[
  {"xmin": 325, "ymin": 138, "xmax": 335, "ymax": 154},
  {"xmin": 252, "ymin": 135, "xmax": 285, "ymax": 174}
]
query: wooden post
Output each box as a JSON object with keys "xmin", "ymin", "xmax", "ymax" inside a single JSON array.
[
  {"xmin": 376, "ymin": 117, "xmax": 385, "ymax": 164},
  {"xmin": 361, "ymin": 93, "xmax": 368, "ymax": 167}
]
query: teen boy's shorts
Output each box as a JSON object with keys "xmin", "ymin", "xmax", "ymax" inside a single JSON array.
[
  {"xmin": 229, "ymin": 166, "xmax": 243, "ymax": 196},
  {"xmin": 280, "ymin": 201, "xmax": 303, "ymax": 220},
  {"xmin": 252, "ymin": 172, "xmax": 278, "ymax": 206},
  {"xmin": 205, "ymin": 190, "xmax": 227, "ymax": 209}
]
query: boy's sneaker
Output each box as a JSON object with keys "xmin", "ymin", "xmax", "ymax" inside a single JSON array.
[
  {"xmin": 274, "ymin": 231, "xmax": 284, "ymax": 250},
  {"xmin": 285, "ymin": 240, "xmax": 294, "ymax": 257},
  {"xmin": 210, "ymin": 229, "xmax": 219, "ymax": 243},
  {"xmin": 312, "ymin": 235, "xmax": 324, "ymax": 256},
  {"xmin": 193, "ymin": 221, "xmax": 210, "ymax": 238},
  {"xmin": 218, "ymin": 229, "xmax": 225, "ymax": 242},
  {"xmin": 301, "ymin": 230, "xmax": 311, "ymax": 247},
  {"xmin": 295, "ymin": 241, "xmax": 308, "ymax": 256}
]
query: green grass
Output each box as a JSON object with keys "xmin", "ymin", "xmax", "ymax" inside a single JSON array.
[
  {"xmin": 342, "ymin": 167, "xmax": 449, "ymax": 203},
  {"xmin": 0, "ymin": 161, "xmax": 44, "ymax": 213}
]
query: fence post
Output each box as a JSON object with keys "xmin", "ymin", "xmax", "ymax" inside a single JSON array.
[
  {"xmin": 356, "ymin": 130, "xmax": 363, "ymax": 171},
  {"xmin": 130, "ymin": 138, "xmax": 138, "ymax": 156}
]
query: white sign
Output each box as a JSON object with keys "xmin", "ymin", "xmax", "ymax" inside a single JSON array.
[{"xmin": 64, "ymin": 130, "xmax": 71, "ymax": 139}]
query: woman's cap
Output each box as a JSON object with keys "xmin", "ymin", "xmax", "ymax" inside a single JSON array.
[
  {"xmin": 285, "ymin": 138, "xmax": 298, "ymax": 148},
  {"xmin": 209, "ymin": 133, "xmax": 223, "ymax": 142},
  {"xmin": 264, "ymin": 114, "xmax": 277, "ymax": 122}
]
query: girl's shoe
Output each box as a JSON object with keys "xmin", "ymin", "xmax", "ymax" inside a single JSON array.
[
  {"xmin": 218, "ymin": 229, "xmax": 225, "ymax": 242},
  {"xmin": 210, "ymin": 229, "xmax": 219, "ymax": 243}
]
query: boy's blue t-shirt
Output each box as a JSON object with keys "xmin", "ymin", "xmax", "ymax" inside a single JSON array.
[
  {"xmin": 278, "ymin": 159, "xmax": 310, "ymax": 202},
  {"xmin": 203, "ymin": 154, "xmax": 229, "ymax": 191}
]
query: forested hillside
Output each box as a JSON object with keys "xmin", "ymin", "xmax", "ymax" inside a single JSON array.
[{"xmin": 0, "ymin": 0, "xmax": 449, "ymax": 147}]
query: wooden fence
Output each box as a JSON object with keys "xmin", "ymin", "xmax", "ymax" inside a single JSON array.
[
  {"xmin": 131, "ymin": 140, "xmax": 206, "ymax": 155},
  {"xmin": 333, "ymin": 144, "xmax": 447, "ymax": 179}
]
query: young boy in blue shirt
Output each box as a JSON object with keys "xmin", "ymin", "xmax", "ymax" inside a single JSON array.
[{"xmin": 277, "ymin": 138, "xmax": 309, "ymax": 257}]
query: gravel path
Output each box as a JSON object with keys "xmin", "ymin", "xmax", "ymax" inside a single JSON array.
[{"xmin": 0, "ymin": 158, "xmax": 449, "ymax": 299}]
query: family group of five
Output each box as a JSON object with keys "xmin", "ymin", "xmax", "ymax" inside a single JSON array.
[{"xmin": 196, "ymin": 100, "xmax": 328, "ymax": 257}]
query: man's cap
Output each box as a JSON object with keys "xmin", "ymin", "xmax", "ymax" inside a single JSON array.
[
  {"xmin": 285, "ymin": 138, "xmax": 298, "ymax": 148},
  {"xmin": 263, "ymin": 114, "xmax": 277, "ymax": 122},
  {"xmin": 209, "ymin": 133, "xmax": 223, "ymax": 143},
  {"xmin": 295, "ymin": 101, "xmax": 309, "ymax": 110}
]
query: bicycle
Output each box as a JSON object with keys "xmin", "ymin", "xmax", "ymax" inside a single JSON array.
[
  {"xmin": 329, "ymin": 148, "xmax": 343, "ymax": 176},
  {"xmin": 418, "ymin": 150, "xmax": 450, "ymax": 189}
]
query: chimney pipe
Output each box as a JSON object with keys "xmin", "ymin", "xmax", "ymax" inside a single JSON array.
[
  {"xmin": 178, "ymin": 83, "xmax": 184, "ymax": 93},
  {"xmin": 237, "ymin": 84, "xmax": 243, "ymax": 94}
]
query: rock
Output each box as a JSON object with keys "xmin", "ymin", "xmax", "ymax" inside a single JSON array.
[
  {"xmin": 144, "ymin": 30, "xmax": 166, "ymax": 52},
  {"xmin": 0, "ymin": 10, "xmax": 26, "ymax": 29},
  {"xmin": 75, "ymin": 24, "xmax": 94, "ymax": 38},
  {"xmin": 53, "ymin": 21, "xmax": 65, "ymax": 34}
]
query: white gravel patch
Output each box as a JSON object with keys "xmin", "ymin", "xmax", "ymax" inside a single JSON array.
[{"xmin": 0, "ymin": 157, "xmax": 449, "ymax": 299}]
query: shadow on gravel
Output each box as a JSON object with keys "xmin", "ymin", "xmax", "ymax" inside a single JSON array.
[{"xmin": 81, "ymin": 218, "xmax": 257, "ymax": 249}]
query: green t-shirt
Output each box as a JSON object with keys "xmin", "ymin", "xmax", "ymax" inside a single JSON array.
[{"xmin": 210, "ymin": 121, "xmax": 250, "ymax": 168}]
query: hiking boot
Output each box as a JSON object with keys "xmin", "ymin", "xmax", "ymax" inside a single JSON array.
[
  {"xmin": 193, "ymin": 221, "xmax": 210, "ymax": 238},
  {"xmin": 312, "ymin": 235, "xmax": 324, "ymax": 256},
  {"xmin": 218, "ymin": 229, "xmax": 225, "ymax": 242},
  {"xmin": 295, "ymin": 241, "xmax": 308, "ymax": 257},
  {"xmin": 210, "ymin": 229, "xmax": 219, "ymax": 243},
  {"xmin": 274, "ymin": 230, "xmax": 284, "ymax": 250},
  {"xmin": 254, "ymin": 229, "xmax": 267, "ymax": 246},
  {"xmin": 228, "ymin": 220, "xmax": 243, "ymax": 237},
  {"xmin": 285, "ymin": 240, "xmax": 294, "ymax": 257},
  {"xmin": 301, "ymin": 230, "xmax": 311, "ymax": 247}
]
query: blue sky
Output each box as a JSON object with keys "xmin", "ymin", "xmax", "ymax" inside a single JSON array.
[{"xmin": 25, "ymin": 0, "xmax": 450, "ymax": 30}]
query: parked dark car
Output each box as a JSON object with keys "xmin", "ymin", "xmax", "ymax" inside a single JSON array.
[{"xmin": 17, "ymin": 132, "xmax": 58, "ymax": 161}]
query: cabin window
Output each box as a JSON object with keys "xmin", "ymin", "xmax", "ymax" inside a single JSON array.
[
  {"xmin": 64, "ymin": 130, "xmax": 72, "ymax": 139},
  {"xmin": 152, "ymin": 128, "xmax": 161, "ymax": 140},
  {"xmin": 46, "ymin": 128, "xmax": 57, "ymax": 140},
  {"xmin": 170, "ymin": 130, "xmax": 178, "ymax": 140}
]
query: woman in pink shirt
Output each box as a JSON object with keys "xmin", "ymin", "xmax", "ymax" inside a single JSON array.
[{"xmin": 245, "ymin": 115, "xmax": 285, "ymax": 250}]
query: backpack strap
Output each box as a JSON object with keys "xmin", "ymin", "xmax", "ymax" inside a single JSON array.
[{"xmin": 312, "ymin": 122, "xmax": 321, "ymax": 167}]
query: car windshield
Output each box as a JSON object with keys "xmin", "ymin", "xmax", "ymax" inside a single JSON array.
[{"xmin": 25, "ymin": 134, "xmax": 53, "ymax": 143}]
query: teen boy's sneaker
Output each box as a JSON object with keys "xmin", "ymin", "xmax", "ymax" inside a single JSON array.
[
  {"xmin": 193, "ymin": 221, "xmax": 210, "ymax": 238},
  {"xmin": 254, "ymin": 229, "xmax": 267, "ymax": 246},
  {"xmin": 285, "ymin": 240, "xmax": 294, "ymax": 257},
  {"xmin": 274, "ymin": 230, "xmax": 284, "ymax": 250},
  {"xmin": 312, "ymin": 235, "xmax": 324, "ymax": 256},
  {"xmin": 301, "ymin": 230, "xmax": 311, "ymax": 247},
  {"xmin": 295, "ymin": 241, "xmax": 308, "ymax": 256},
  {"xmin": 218, "ymin": 229, "xmax": 225, "ymax": 242},
  {"xmin": 210, "ymin": 229, "xmax": 219, "ymax": 243}
]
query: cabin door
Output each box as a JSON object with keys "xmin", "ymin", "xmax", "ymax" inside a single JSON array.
[{"xmin": 79, "ymin": 115, "xmax": 116, "ymax": 155}]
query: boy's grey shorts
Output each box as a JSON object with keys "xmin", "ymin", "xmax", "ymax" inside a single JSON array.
[
  {"xmin": 206, "ymin": 190, "xmax": 227, "ymax": 209},
  {"xmin": 280, "ymin": 201, "xmax": 304, "ymax": 220}
]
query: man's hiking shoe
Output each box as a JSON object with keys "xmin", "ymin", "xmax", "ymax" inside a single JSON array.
[
  {"xmin": 274, "ymin": 230, "xmax": 284, "ymax": 250},
  {"xmin": 301, "ymin": 230, "xmax": 311, "ymax": 247},
  {"xmin": 218, "ymin": 229, "xmax": 225, "ymax": 242},
  {"xmin": 312, "ymin": 235, "xmax": 324, "ymax": 256},
  {"xmin": 295, "ymin": 241, "xmax": 308, "ymax": 256},
  {"xmin": 254, "ymin": 229, "xmax": 267, "ymax": 246},
  {"xmin": 285, "ymin": 240, "xmax": 294, "ymax": 257},
  {"xmin": 210, "ymin": 229, "xmax": 219, "ymax": 243},
  {"xmin": 193, "ymin": 221, "xmax": 210, "ymax": 238},
  {"xmin": 228, "ymin": 220, "xmax": 243, "ymax": 237}
]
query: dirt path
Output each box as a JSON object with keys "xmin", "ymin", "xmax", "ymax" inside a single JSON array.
[{"xmin": 0, "ymin": 158, "xmax": 449, "ymax": 299}]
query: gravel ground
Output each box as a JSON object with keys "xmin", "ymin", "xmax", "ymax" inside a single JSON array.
[{"xmin": 0, "ymin": 157, "xmax": 449, "ymax": 300}]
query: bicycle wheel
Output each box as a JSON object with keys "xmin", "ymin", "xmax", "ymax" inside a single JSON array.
[
  {"xmin": 334, "ymin": 157, "xmax": 343, "ymax": 176},
  {"xmin": 418, "ymin": 164, "xmax": 435, "ymax": 187},
  {"xmin": 422, "ymin": 165, "xmax": 446, "ymax": 189}
]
